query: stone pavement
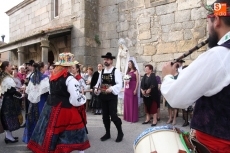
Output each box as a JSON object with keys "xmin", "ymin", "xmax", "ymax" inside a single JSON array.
[{"xmin": 0, "ymin": 107, "xmax": 191, "ymax": 153}]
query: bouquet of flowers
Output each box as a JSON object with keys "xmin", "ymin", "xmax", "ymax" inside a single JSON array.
[{"xmin": 123, "ymin": 74, "xmax": 131, "ymax": 88}]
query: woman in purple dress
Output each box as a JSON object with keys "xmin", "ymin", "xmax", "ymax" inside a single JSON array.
[{"xmin": 124, "ymin": 60, "xmax": 139, "ymax": 122}]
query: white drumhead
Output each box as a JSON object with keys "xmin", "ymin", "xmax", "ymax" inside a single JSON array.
[{"xmin": 134, "ymin": 126, "xmax": 188, "ymax": 153}]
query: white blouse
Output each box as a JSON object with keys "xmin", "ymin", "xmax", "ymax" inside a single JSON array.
[
  {"xmin": 66, "ymin": 76, "xmax": 86, "ymax": 107},
  {"xmin": 161, "ymin": 32, "xmax": 230, "ymax": 109}
]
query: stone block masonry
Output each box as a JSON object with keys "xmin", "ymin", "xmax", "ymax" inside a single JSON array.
[
  {"xmin": 5, "ymin": 0, "xmax": 209, "ymax": 75},
  {"xmin": 98, "ymin": 0, "xmax": 208, "ymax": 75}
]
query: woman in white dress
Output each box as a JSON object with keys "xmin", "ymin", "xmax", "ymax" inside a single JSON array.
[{"xmin": 85, "ymin": 67, "xmax": 93, "ymax": 111}]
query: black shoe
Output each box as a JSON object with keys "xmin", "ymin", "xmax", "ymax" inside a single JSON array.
[
  {"xmin": 4, "ymin": 138, "xmax": 18, "ymax": 144},
  {"xmin": 142, "ymin": 120, "xmax": 150, "ymax": 124},
  {"xmin": 100, "ymin": 134, "xmax": 111, "ymax": 141},
  {"xmin": 151, "ymin": 123, "xmax": 157, "ymax": 127},
  {"xmin": 157, "ymin": 118, "xmax": 161, "ymax": 121},
  {"xmin": 13, "ymin": 137, "xmax": 18, "ymax": 140},
  {"xmin": 115, "ymin": 132, "xmax": 124, "ymax": 142},
  {"xmin": 182, "ymin": 122, "xmax": 189, "ymax": 127}
]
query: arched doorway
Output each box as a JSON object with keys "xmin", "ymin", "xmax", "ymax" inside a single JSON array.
[{"xmin": 48, "ymin": 50, "xmax": 55, "ymax": 64}]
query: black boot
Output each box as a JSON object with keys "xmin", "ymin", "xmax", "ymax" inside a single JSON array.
[
  {"xmin": 100, "ymin": 120, "xmax": 111, "ymax": 141},
  {"xmin": 113, "ymin": 119, "xmax": 124, "ymax": 142}
]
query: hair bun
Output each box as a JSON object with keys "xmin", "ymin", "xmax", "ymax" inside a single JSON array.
[{"xmin": 33, "ymin": 63, "xmax": 39, "ymax": 68}]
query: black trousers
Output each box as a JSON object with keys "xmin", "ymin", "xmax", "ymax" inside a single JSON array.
[{"xmin": 100, "ymin": 94, "xmax": 120, "ymax": 123}]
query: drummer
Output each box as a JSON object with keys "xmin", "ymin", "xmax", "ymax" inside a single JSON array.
[{"xmin": 161, "ymin": 0, "xmax": 230, "ymax": 152}]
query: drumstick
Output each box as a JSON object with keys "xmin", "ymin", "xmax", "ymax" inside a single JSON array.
[{"xmin": 149, "ymin": 135, "xmax": 156, "ymax": 153}]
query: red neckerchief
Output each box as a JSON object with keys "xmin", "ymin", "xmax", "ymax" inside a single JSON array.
[
  {"xmin": 50, "ymin": 68, "xmax": 68, "ymax": 81},
  {"xmin": 75, "ymin": 74, "xmax": 82, "ymax": 81}
]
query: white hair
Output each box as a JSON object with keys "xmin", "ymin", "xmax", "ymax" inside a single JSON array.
[{"xmin": 19, "ymin": 65, "xmax": 25, "ymax": 70}]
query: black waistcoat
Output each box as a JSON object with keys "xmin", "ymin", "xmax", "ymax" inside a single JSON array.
[
  {"xmin": 47, "ymin": 73, "xmax": 72, "ymax": 108},
  {"xmin": 100, "ymin": 68, "xmax": 116, "ymax": 95},
  {"xmin": 101, "ymin": 68, "xmax": 116, "ymax": 85},
  {"xmin": 191, "ymin": 39, "xmax": 230, "ymax": 140}
]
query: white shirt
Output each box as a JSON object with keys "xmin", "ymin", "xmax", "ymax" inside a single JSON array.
[
  {"xmin": 66, "ymin": 76, "xmax": 86, "ymax": 107},
  {"xmin": 95, "ymin": 66, "xmax": 122, "ymax": 95},
  {"xmin": 161, "ymin": 31, "xmax": 230, "ymax": 109}
]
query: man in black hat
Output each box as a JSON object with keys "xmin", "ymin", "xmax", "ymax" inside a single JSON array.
[
  {"xmin": 25, "ymin": 60, "xmax": 35, "ymax": 81},
  {"xmin": 95, "ymin": 52, "xmax": 123, "ymax": 142},
  {"xmin": 22, "ymin": 59, "xmax": 35, "ymax": 127}
]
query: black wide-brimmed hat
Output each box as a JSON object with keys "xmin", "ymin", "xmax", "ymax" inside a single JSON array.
[
  {"xmin": 25, "ymin": 60, "xmax": 35, "ymax": 65},
  {"xmin": 101, "ymin": 52, "xmax": 116, "ymax": 60}
]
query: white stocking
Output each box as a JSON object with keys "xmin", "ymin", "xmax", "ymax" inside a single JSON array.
[{"xmin": 5, "ymin": 130, "xmax": 15, "ymax": 141}]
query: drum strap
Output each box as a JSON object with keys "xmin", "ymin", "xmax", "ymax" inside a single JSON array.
[
  {"xmin": 188, "ymin": 129, "xmax": 211, "ymax": 153},
  {"xmin": 190, "ymin": 138, "xmax": 211, "ymax": 153}
]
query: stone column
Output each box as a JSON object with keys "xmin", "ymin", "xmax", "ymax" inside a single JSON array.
[
  {"xmin": 17, "ymin": 47, "xmax": 25, "ymax": 66},
  {"xmin": 40, "ymin": 40, "xmax": 50, "ymax": 64}
]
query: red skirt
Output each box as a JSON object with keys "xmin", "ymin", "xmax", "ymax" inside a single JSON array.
[
  {"xmin": 196, "ymin": 130, "xmax": 230, "ymax": 153},
  {"xmin": 27, "ymin": 103, "xmax": 90, "ymax": 153},
  {"xmin": 144, "ymin": 101, "xmax": 157, "ymax": 114}
]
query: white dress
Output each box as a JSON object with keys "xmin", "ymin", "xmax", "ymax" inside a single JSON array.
[{"xmin": 85, "ymin": 75, "xmax": 92, "ymax": 100}]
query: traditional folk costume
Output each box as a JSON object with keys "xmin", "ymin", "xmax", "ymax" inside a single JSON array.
[
  {"xmin": 73, "ymin": 61, "xmax": 88, "ymax": 134},
  {"xmin": 24, "ymin": 60, "xmax": 35, "ymax": 125},
  {"xmin": 95, "ymin": 52, "xmax": 123, "ymax": 142},
  {"xmin": 75, "ymin": 73, "xmax": 86, "ymax": 92},
  {"xmin": 161, "ymin": 32, "xmax": 230, "ymax": 152},
  {"xmin": 0, "ymin": 97, "xmax": 4, "ymax": 134},
  {"xmin": 0, "ymin": 72, "xmax": 22, "ymax": 141},
  {"xmin": 22, "ymin": 72, "xmax": 49, "ymax": 143},
  {"xmin": 27, "ymin": 53, "xmax": 90, "ymax": 153}
]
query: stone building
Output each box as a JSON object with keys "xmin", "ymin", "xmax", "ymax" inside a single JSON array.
[
  {"xmin": 0, "ymin": 36, "xmax": 9, "ymax": 61},
  {"xmin": 0, "ymin": 0, "xmax": 215, "ymax": 74}
]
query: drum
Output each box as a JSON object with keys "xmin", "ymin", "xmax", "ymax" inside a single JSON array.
[{"xmin": 134, "ymin": 125, "xmax": 190, "ymax": 153}]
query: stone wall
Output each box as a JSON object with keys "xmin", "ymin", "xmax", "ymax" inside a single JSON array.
[
  {"xmin": 98, "ymin": 0, "xmax": 210, "ymax": 75},
  {"xmin": 9, "ymin": 0, "xmax": 73, "ymax": 42},
  {"xmin": 71, "ymin": 0, "xmax": 100, "ymax": 67},
  {"xmin": 8, "ymin": 0, "xmax": 100, "ymax": 68},
  {"xmin": 7, "ymin": 0, "xmax": 215, "ymax": 71}
]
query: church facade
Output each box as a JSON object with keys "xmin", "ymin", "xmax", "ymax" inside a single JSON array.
[{"xmin": 0, "ymin": 0, "xmax": 215, "ymax": 74}]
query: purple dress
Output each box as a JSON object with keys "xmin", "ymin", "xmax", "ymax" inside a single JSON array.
[{"xmin": 124, "ymin": 71, "xmax": 138, "ymax": 122}]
